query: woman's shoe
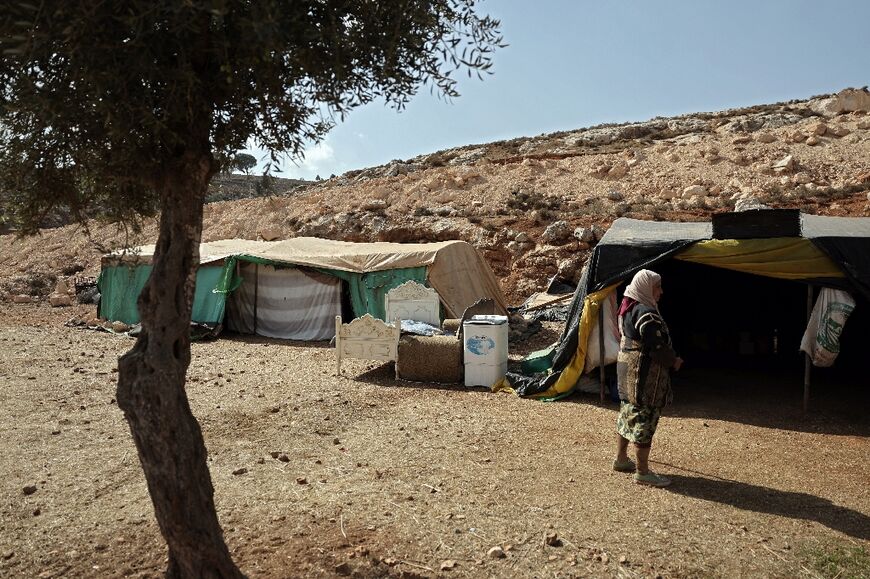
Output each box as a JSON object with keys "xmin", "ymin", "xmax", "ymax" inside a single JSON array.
[
  {"xmin": 634, "ymin": 472, "xmax": 672, "ymax": 487},
  {"xmin": 612, "ymin": 458, "xmax": 636, "ymax": 473}
]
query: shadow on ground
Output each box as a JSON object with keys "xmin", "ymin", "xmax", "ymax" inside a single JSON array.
[{"xmin": 659, "ymin": 470, "xmax": 870, "ymax": 541}]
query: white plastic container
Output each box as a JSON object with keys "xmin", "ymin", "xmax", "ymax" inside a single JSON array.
[
  {"xmin": 463, "ymin": 315, "xmax": 509, "ymax": 387},
  {"xmin": 464, "ymin": 360, "xmax": 508, "ymax": 388}
]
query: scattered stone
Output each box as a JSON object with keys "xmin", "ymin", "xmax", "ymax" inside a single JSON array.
[
  {"xmin": 682, "ymin": 185, "xmax": 706, "ymax": 198},
  {"xmin": 573, "ymin": 226, "xmax": 594, "ymax": 243},
  {"xmin": 487, "ymin": 546, "xmax": 506, "ymax": 559},
  {"xmin": 296, "ymin": 477, "xmax": 308, "ymax": 485},
  {"xmin": 270, "ymin": 451, "xmax": 281, "ymax": 459},
  {"xmin": 542, "ymin": 220, "xmax": 572, "ymax": 244},
  {"xmin": 258, "ymin": 228, "xmax": 282, "ymax": 241},
  {"xmin": 544, "ymin": 532, "xmax": 562, "ymax": 547},
  {"xmin": 232, "ymin": 468, "xmax": 247, "ymax": 476},
  {"xmin": 601, "ymin": 553, "xmax": 610, "ymax": 565},
  {"xmin": 806, "ymin": 135, "xmax": 820, "ymax": 146},
  {"xmin": 731, "ymin": 135, "xmax": 751, "ymax": 144},
  {"xmin": 23, "ymin": 485, "xmax": 38, "ymax": 495},
  {"xmin": 548, "ymin": 555, "xmax": 559, "ymax": 561},
  {"xmin": 756, "ymin": 132, "xmax": 777, "ymax": 143},
  {"xmin": 606, "ymin": 189, "xmax": 624, "ymax": 201},
  {"xmin": 111, "ymin": 321, "xmax": 130, "ymax": 333},
  {"xmin": 49, "ymin": 294, "xmax": 72, "ymax": 307},
  {"xmin": 811, "ymin": 122, "xmax": 828, "ymax": 136},
  {"xmin": 772, "ymin": 155, "xmax": 796, "ymax": 174},
  {"xmin": 33, "ymin": 507, "xmax": 41, "ymax": 516},
  {"xmin": 658, "ymin": 188, "xmax": 678, "ymax": 200},
  {"xmin": 440, "ymin": 560, "xmax": 457, "ymax": 570},
  {"xmin": 278, "ymin": 454, "xmax": 290, "ymax": 463},
  {"xmin": 515, "ymin": 232, "xmax": 530, "ymax": 243},
  {"xmin": 2, "ymin": 551, "xmax": 13, "ymax": 560},
  {"xmin": 13, "ymin": 295, "xmax": 32, "ymax": 304},
  {"xmin": 828, "ymin": 125, "xmax": 851, "ymax": 137},
  {"xmin": 619, "ymin": 555, "xmax": 628, "ymax": 564},
  {"xmin": 333, "ymin": 437, "xmax": 340, "ymax": 445}
]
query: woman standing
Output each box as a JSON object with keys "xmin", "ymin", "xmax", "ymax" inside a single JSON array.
[{"xmin": 612, "ymin": 269, "xmax": 683, "ymax": 487}]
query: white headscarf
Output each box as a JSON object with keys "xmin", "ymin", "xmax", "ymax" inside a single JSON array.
[{"xmin": 624, "ymin": 269, "xmax": 662, "ymax": 311}]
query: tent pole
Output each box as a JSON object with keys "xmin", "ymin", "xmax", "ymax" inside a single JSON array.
[
  {"xmin": 254, "ymin": 263, "xmax": 259, "ymax": 335},
  {"xmin": 599, "ymin": 303, "xmax": 606, "ymax": 402},
  {"xmin": 803, "ymin": 284, "xmax": 813, "ymax": 412}
]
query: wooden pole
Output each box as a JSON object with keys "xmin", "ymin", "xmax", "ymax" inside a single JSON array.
[
  {"xmin": 599, "ymin": 301, "xmax": 606, "ymax": 402},
  {"xmin": 803, "ymin": 285, "xmax": 812, "ymax": 412},
  {"xmin": 253, "ymin": 263, "xmax": 259, "ymax": 335}
]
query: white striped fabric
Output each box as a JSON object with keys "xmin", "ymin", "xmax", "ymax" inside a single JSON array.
[{"xmin": 226, "ymin": 263, "xmax": 341, "ymax": 340}]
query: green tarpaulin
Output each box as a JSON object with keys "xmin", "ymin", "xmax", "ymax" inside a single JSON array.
[{"xmin": 98, "ymin": 265, "xmax": 228, "ymax": 325}]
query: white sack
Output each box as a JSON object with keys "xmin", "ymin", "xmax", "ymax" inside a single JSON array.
[
  {"xmin": 585, "ymin": 291, "xmax": 620, "ymax": 372},
  {"xmin": 799, "ymin": 288, "xmax": 856, "ymax": 367}
]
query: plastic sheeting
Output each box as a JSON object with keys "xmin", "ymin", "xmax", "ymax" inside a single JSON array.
[
  {"xmin": 319, "ymin": 266, "xmax": 427, "ymax": 321},
  {"xmin": 97, "ymin": 265, "xmax": 227, "ymax": 325},
  {"xmin": 675, "ymin": 238, "xmax": 845, "ymax": 281}
]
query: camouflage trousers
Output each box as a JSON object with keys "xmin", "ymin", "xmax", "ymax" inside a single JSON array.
[{"xmin": 616, "ymin": 401, "xmax": 661, "ymax": 446}]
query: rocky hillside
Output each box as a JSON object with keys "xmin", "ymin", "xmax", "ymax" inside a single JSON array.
[{"xmin": 1, "ymin": 88, "xmax": 869, "ymax": 305}]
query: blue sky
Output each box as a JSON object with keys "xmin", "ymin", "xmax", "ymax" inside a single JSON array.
[{"xmin": 245, "ymin": 0, "xmax": 870, "ymax": 180}]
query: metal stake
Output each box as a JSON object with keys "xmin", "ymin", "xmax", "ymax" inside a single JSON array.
[
  {"xmin": 803, "ymin": 285, "xmax": 813, "ymax": 412},
  {"xmin": 599, "ymin": 300, "xmax": 606, "ymax": 402}
]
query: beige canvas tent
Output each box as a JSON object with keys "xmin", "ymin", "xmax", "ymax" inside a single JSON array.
[{"xmin": 99, "ymin": 237, "xmax": 507, "ymax": 338}]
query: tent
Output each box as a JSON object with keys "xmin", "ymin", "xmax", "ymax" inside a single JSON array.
[
  {"xmin": 98, "ymin": 237, "xmax": 507, "ymax": 340},
  {"xmin": 501, "ymin": 210, "xmax": 870, "ymax": 405}
]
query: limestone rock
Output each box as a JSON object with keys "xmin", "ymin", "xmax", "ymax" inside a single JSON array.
[
  {"xmin": 258, "ymin": 228, "xmax": 282, "ymax": 241},
  {"xmin": 487, "ymin": 546, "xmax": 506, "ymax": 559},
  {"xmin": 806, "ymin": 135, "xmax": 820, "ymax": 146},
  {"xmin": 49, "ymin": 294, "xmax": 72, "ymax": 307},
  {"xmin": 54, "ymin": 279, "xmax": 69, "ymax": 295},
  {"xmin": 811, "ymin": 88, "xmax": 870, "ymax": 116},
  {"xmin": 13, "ymin": 294, "xmax": 33, "ymax": 304},
  {"xmin": 111, "ymin": 321, "xmax": 130, "ymax": 333},
  {"xmin": 793, "ymin": 172, "xmax": 813, "ymax": 185},
  {"xmin": 757, "ymin": 132, "xmax": 777, "ymax": 143},
  {"xmin": 606, "ymin": 189, "xmax": 624, "ymax": 201},
  {"xmin": 573, "ymin": 226, "xmax": 594, "ymax": 243},
  {"xmin": 682, "ymin": 185, "xmax": 706, "ymax": 198},
  {"xmin": 772, "ymin": 155, "xmax": 796, "ymax": 174},
  {"xmin": 828, "ymin": 125, "xmax": 851, "ymax": 137},
  {"xmin": 541, "ymin": 221, "xmax": 571, "ymax": 245},
  {"xmin": 811, "ymin": 122, "xmax": 828, "ymax": 136}
]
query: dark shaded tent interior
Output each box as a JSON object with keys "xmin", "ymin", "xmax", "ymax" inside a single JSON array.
[{"xmin": 645, "ymin": 259, "xmax": 869, "ymax": 422}]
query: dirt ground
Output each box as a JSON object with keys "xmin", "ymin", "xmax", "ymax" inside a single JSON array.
[{"xmin": 1, "ymin": 303, "xmax": 868, "ymax": 578}]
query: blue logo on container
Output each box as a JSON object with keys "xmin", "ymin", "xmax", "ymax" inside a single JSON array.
[{"xmin": 467, "ymin": 336, "xmax": 496, "ymax": 356}]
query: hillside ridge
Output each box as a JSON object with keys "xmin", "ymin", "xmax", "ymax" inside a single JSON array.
[{"xmin": 1, "ymin": 87, "xmax": 868, "ymax": 305}]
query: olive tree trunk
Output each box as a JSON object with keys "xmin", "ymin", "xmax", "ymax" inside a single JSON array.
[{"xmin": 116, "ymin": 151, "xmax": 244, "ymax": 578}]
